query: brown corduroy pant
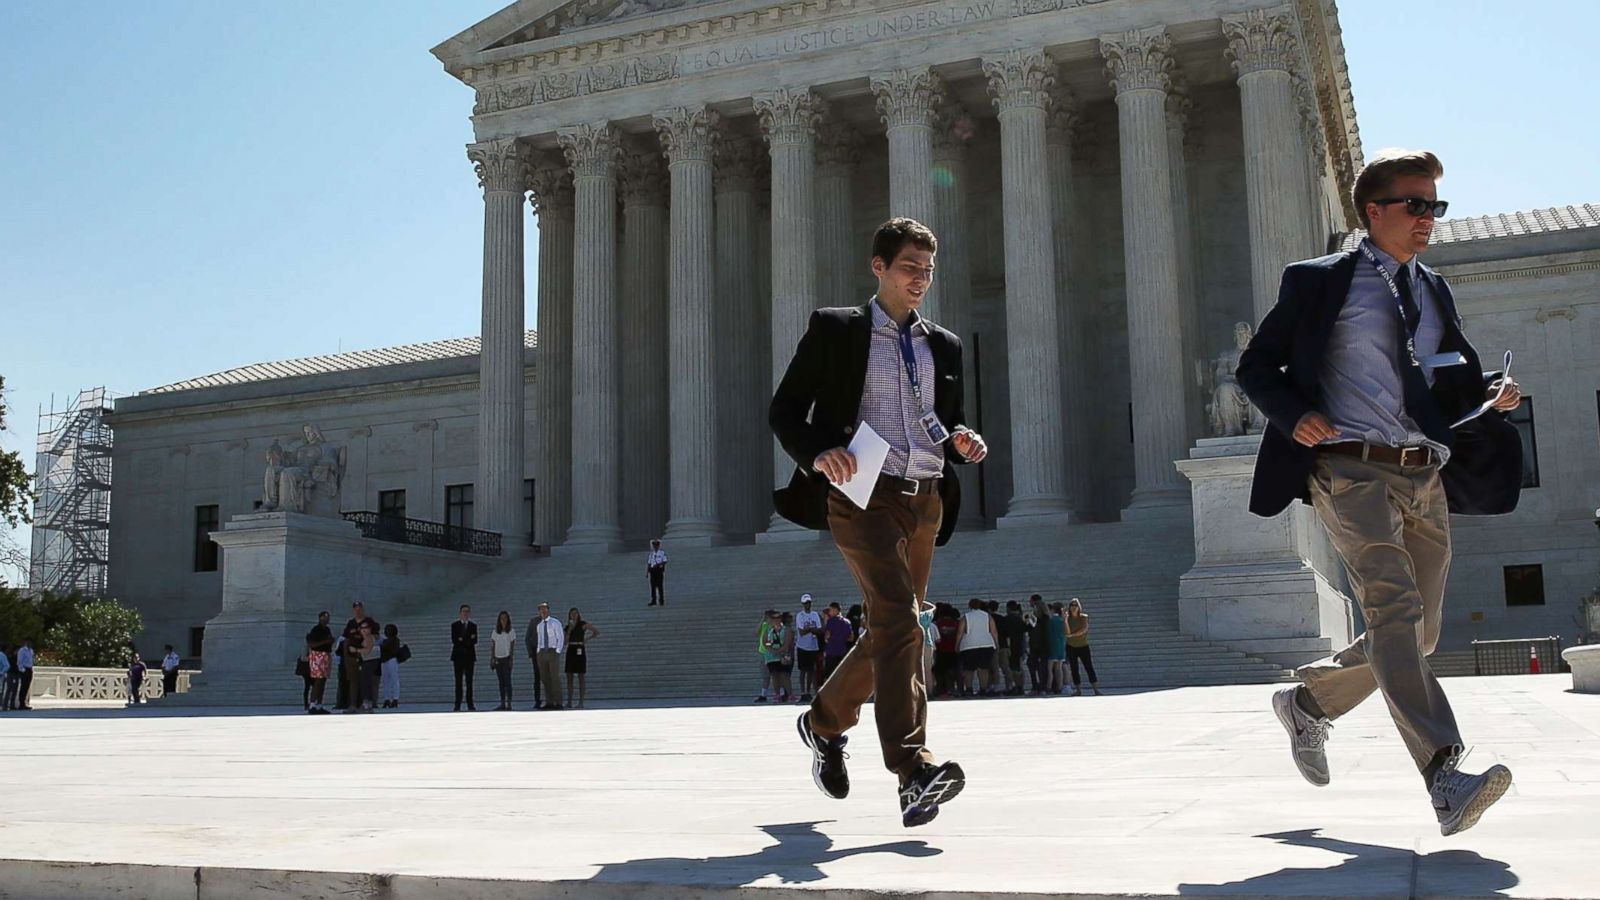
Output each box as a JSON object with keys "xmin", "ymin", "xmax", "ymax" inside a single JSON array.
[{"xmin": 808, "ymin": 481, "xmax": 942, "ymax": 781}]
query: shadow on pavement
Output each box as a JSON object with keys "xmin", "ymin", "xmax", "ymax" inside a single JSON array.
[
  {"xmin": 1178, "ymin": 829, "xmax": 1518, "ymax": 897},
  {"xmin": 587, "ymin": 820, "xmax": 940, "ymax": 887}
]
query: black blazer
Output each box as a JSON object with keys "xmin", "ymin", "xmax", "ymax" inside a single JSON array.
[
  {"xmin": 769, "ymin": 304, "xmax": 974, "ymax": 547},
  {"xmin": 450, "ymin": 619, "xmax": 478, "ymax": 663},
  {"xmin": 1237, "ymin": 249, "xmax": 1522, "ymax": 519}
]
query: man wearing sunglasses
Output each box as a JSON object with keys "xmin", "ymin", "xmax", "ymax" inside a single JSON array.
[{"xmin": 1238, "ymin": 149, "xmax": 1525, "ymax": 837}]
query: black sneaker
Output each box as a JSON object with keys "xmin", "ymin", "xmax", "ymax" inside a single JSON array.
[
  {"xmin": 898, "ymin": 760, "xmax": 966, "ymax": 828},
  {"xmin": 797, "ymin": 712, "xmax": 849, "ymax": 799}
]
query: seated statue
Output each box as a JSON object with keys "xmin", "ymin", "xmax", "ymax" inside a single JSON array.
[
  {"xmin": 261, "ymin": 424, "xmax": 347, "ymax": 516},
  {"xmin": 1206, "ymin": 323, "xmax": 1264, "ymax": 438}
]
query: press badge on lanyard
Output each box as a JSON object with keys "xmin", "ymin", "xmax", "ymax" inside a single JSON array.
[{"xmin": 898, "ymin": 323, "xmax": 950, "ymax": 444}]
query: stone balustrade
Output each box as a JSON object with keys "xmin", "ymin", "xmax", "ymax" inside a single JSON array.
[{"xmin": 22, "ymin": 666, "xmax": 196, "ymax": 703}]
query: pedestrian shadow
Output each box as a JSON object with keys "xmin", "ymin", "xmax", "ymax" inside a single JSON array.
[
  {"xmin": 1177, "ymin": 829, "xmax": 1518, "ymax": 897},
  {"xmin": 587, "ymin": 820, "xmax": 940, "ymax": 888}
]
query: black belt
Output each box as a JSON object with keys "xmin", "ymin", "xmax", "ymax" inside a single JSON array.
[
  {"xmin": 876, "ymin": 473, "xmax": 941, "ymax": 496},
  {"xmin": 1321, "ymin": 441, "xmax": 1437, "ymax": 468}
]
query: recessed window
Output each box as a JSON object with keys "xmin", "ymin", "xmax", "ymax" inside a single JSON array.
[
  {"xmin": 189, "ymin": 626, "xmax": 205, "ymax": 660},
  {"xmin": 1503, "ymin": 564, "xmax": 1545, "ymax": 607},
  {"xmin": 193, "ymin": 505, "xmax": 219, "ymax": 572},
  {"xmin": 1506, "ymin": 398, "xmax": 1539, "ymax": 489},
  {"xmin": 378, "ymin": 489, "xmax": 406, "ymax": 520},
  {"xmin": 445, "ymin": 484, "xmax": 474, "ymax": 530},
  {"xmin": 524, "ymin": 478, "xmax": 537, "ymax": 545}
]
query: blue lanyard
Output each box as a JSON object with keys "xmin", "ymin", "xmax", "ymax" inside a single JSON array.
[
  {"xmin": 1358, "ymin": 242, "xmax": 1421, "ymax": 367},
  {"xmin": 897, "ymin": 319, "xmax": 924, "ymax": 403}
]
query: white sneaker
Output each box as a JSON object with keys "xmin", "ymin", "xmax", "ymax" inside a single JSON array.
[
  {"xmin": 1272, "ymin": 687, "xmax": 1331, "ymax": 786},
  {"xmin": 1431, "ymin": 753, "xmax": 1512, "ymax": 837}
]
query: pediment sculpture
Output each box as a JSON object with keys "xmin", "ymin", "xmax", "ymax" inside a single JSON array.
[{"xmin": 261, "ymin": 424, "xmax": 348, "ymax": 517}]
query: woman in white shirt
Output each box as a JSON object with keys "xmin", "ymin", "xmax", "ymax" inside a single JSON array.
[{"xmin": 490, "ymin": 610, "xmax": 517, "ymax": 711}]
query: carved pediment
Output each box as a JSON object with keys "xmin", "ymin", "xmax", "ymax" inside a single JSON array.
[{"xmin": 437, "ymin": 0, "xmax": 727, "ymax": 61}]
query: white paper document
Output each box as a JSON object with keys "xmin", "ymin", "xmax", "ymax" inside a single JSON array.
[
  {"xmin": 836, "ymin": 421, "xmax": 890, "ymax": 510},
  {"xmin": 1450, "ymin": 350, "xmax": 1514, "ymax": 430}
]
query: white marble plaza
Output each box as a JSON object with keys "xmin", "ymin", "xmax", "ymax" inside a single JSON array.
[{"xmin": 0, "ymin": 676, "xmax": 1593, "ymax": 898}]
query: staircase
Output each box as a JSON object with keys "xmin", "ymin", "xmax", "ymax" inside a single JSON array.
[{"xmin": 382, "ymin": 517, "xmax": 1293, "ymax": 705}]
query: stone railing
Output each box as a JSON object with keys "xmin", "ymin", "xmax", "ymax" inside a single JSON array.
[{"xmin": 25, "ymin": 666, "xmax": 197, "ymax": 703}]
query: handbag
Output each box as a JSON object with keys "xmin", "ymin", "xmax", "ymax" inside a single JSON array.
[
  {"xmin": 294, "ymin": 658, "xmax": 310, "ymax": 678},
  {"xmin": 397, "ymin": 644, "xmax": 412, "ymax": 664}
]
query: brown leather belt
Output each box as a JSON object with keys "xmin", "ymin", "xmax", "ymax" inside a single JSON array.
[
  {"xmin": 1321, "ymin": 441, "xmax": 1437, "ymax": 468},
  {"xmin": 876, "ymin": 473, "xmax": 941, "ymax": 496}
]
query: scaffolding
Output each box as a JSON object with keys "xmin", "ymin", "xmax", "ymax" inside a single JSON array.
[{"xmin": 29, "ymin": 388, "xmax": 116, "ymax": 597}]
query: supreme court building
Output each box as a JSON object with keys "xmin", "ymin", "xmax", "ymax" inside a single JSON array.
[{"xmin": 100, "ymin": 0, "xmax": 1600, "ymax": 693}]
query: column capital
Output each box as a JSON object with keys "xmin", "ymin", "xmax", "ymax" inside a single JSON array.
[
  {"xmin": 870, "ymin": 67, "xmax": 946, "ymax": 130},
  {"xmin": 618, "ymin": 142, "xmax": 668, "ymax": 208},
  {"xmin": 557, "ymin": 121, "xmax": 623, "ymax": 178},
  {"xmin": 814, "ymin": 118, "xmax": 862, "ymax": 169},
  {"xmin": 754, "ymin": 88, "xmax": 821, "ymax": 147},
  {"xmin": 983, "ymin": 49, "xmax": 1056, "ymax": 113},
  {"xmin": 653, "ymin": 105, "xmax": 720, "ymax": 166},
  {"xmin": 932, "ymin": 101, "xmax": 977, "ymax": 160},
  {"xmin": 1044, "ymin": 85, "xmax": 1079, "ymax": 146},
  {"xmin": 528, "ymin": 163, "xmax": 574, "ymax": 217},
  {"xmin": 467, "ymin": 138, "xmax": 533, "ymax": 194},
  {"xmin": 714, "ymin": 135, "xmax": 765, "ymax": 192},
  {"xmin": 1100, "ymin": 28, "xmax": 1173, "ymax": 95},
  {"xmin": 1222, "ymin": 6, "xmax": 1299, "ymax": 78}
]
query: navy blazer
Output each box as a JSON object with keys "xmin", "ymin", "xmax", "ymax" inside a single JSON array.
[
  {"xmin": 769, "ymin": 304, "xmax": 973, "ymax": 547},
  {"xmin": 1236, "ymin": 249, "xmax": 1522, "ymax": 518}
]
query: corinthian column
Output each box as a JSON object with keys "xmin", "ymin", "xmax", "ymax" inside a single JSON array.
[
  {"xmin": 557, "ymin": 122, "xmax": 624, "ymax": 551},
  {"xmin": 528, "ymin": 163, "xmax": 575, "ymax": 549},
  {"xmin": 754, "ymin": 87, "xmax": 822, "ymax": 539},
  {"xmin": 1167, "ymin": 78, "xmax": 1206, "ymax": 444},
  {"xmin": 814, "ymin": 119, "xmax": 861, "ymax": 309},
  {"xmin": 1224, "ymin": 6, "xmax": 1314, "ymax": 323},
  {"xmin": 714, "ymin": 137, "xmax": 764, "ymax": 535},
  {"xmin": 984, "ymin": 49, "xmax": 1072, "ymax": 524},
  {"xmin": 654, "ymin": 106, "xmax": 723, "ymax": 542},
  {"xmin": 871, "ymin": 68, "xmax": 945, "ymax": 319},
  {"xmin": 1044, "ymin": 88, "xmax": 1093, "ymax": 518},
  {"xmin": 1102, "ymin": 28, "xmax": 1191, "ymax": 515},
  {"xmin": 931, "ymin": 105, "xmax": 982, "ymax": 528},
  {"xmin": 467, "ymin": 138, "xmax": 532, "ymax": 545},
  {"xmin": 617, "ymin": 142, "xmax": 669, "ymax": 543}
]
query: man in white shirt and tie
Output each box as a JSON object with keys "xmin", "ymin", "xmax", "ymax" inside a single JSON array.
[
  {"xmin": 534, "ymin": 602, "xmax": 566, "ymax": 710},
  {"xmin": 16, "ymin": 639, "xmax": 36, "ymax": 710},
  {"xmin": 161, "ymin": 644, "xmax": 182, "ymax": 696}
]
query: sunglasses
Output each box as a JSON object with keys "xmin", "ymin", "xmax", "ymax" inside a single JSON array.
[{"xmin": 1372, "ymin": 197, "xmax": 1448, "ymax": 218}]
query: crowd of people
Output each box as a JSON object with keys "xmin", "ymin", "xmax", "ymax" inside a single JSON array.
[
  {"xmin": 756, "ymin": 593, "xmax": 1100, "ymax": 703},
  {"xmin": 298, "ymin": 601, "xmax": 599, "ymax": 714}
]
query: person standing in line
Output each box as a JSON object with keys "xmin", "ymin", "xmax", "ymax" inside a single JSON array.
[
  {"xmin": 1239, "ymin": 149, "xmax": 1524, "ymax": 836},
  {"xmin": 1046, "ymin": 603, "xmax": 1068, "ymax": 695},
  {"xmin": 532, "ymin": 602, "xmax": 566, "ymax": 709},
  {"xmin": 15, "ymin": 639, "xmax": 35, "ymax": 710},
  {"xmin": 1064, "ymin": 598, "xmax": 1101, "ymax": 696},
  {"xmin": 646, "ymin": 539, "xmax": 668, "ymax": 607},
  {"xmin": 820, "ymin": 603, "xmax": 852, "ymax": 687},
  {"xmin": 954, "ymin": 599, "xmax": 999, "ymax": 698},
  {"xmin": 161, "ymin": 644, "xmax": 181, "ymax": 697},
  {"xmin": 305, "ymin": 612, "xmax": 334, "ymax": 715},
  {"xmin": 998, "ymin": 601, "xmax": 1028, "ymax": 696},
  {"xmin": 0, "ymin": 645, "xmax": 12, "ymax": 710},
  {"xmin": 564, "ymin": 607, "xmax": 599, "ymax": 709},
  {"xmin": 379, "ymin": 624, "xmax": 403, "ymax": 709},
  {"xmin": 490, "ymin": 610, "xmax": 517, "ymax": 711},
  {"xmin": 127, "ymin": 648, "xmax": 147, "ymax": 706},
  {"xmin": 755, "ymin": 609, "xmax": 781, "ymax": 703},
  {"xmin": 341, "ymin": 603, "xmax": 377, "ymax": 712},
  {"xmin": 1026, "ymin": 595, "xmax": 1050, "ymax": 695},
  {"xmin": 358, "ymin": 620, "xmax": 382, "ymax": 712},
  {"xmin": 774, "ymin": 218, "xmax": 989, "ymax": 827},
  {"xmin": 450, "ymin": 604, "xmax": 478, "ymax": 712},
  {"xmin": 524, "ymin": 612, "xmax": 543, "ymax": 710},
  {"xmin": 793, "ymin": 594, "xmax": 824, "ymax": 702},
  {"xmin": 931, "ymin": 603, "xmax": 961, "ymax": 698},
  {"xmin": 332, "ymin": 630, "xmax": 349, "ymax": 710}
]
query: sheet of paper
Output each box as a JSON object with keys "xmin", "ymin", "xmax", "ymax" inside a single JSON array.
[
  {"xmin": 1450, "ymin": 349, "xmax": 1514, "ymax": 430},
  {"xmin": 837, "ymin": 421, "xmax": 890, "ymax": 510}
]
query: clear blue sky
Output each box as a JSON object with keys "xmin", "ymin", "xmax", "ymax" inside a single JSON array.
[{"xmin": 2, "ymin": 0, "xmax": 1597, "ymax": 584}]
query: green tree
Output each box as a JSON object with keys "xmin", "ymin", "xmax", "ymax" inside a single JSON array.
[
  {"xmin": 44, "ymin": 597, "xmax": 142, "ymax": 667},
  {"xmin": 0, "ymin": 585, "xmax": 45, "ymax": 647},
  {"xmin": 0, "ymin": 375, "xmax": 34, "ymax": 529}
]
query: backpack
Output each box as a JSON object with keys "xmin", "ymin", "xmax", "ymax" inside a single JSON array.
[{"xmin": 396, "ymin": 643, "xmax": 412, "ymax": 664}]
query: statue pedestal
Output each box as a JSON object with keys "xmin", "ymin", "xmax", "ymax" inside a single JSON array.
[
  {"xmin": 180, "ymin": 511, "xmax": 495, "ymax": 706},
  {"xmin": 1174, "ymin": 436, "xmax": 1354, "ymax": 669}
]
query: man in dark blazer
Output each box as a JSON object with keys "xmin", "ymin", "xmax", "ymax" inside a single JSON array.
[
  {"xmin": 450, "ymin": 604, "xmax": 478, "ymax": 712},
  {"xmin": 1238, "ymin": 149, "xmax": 1523, "ymax": 837},
  {"xmin": 773, "ymin": 218, "xmax": 988, "ymax": 828}
]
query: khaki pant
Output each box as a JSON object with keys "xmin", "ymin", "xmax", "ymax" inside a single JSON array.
[
  {"xmin": 809, "ymin": 483, "xmax": 942, "ymax": 780},
  {"xmin": 1298, "ymin": 453, "xmax": 1462, "ymax": 771},
  {"xmin": 537, "ymin": 649, "xmax": 564, "ymax": 707}
]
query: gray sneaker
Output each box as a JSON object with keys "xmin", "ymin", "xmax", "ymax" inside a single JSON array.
[
  {"xmin": 1272, "ymin": 686, "xmax": 1331, "ymax": 786},
  {"xmin": 1431, "ymin": 754, "xmax": 1512, "ymax": 837}
]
